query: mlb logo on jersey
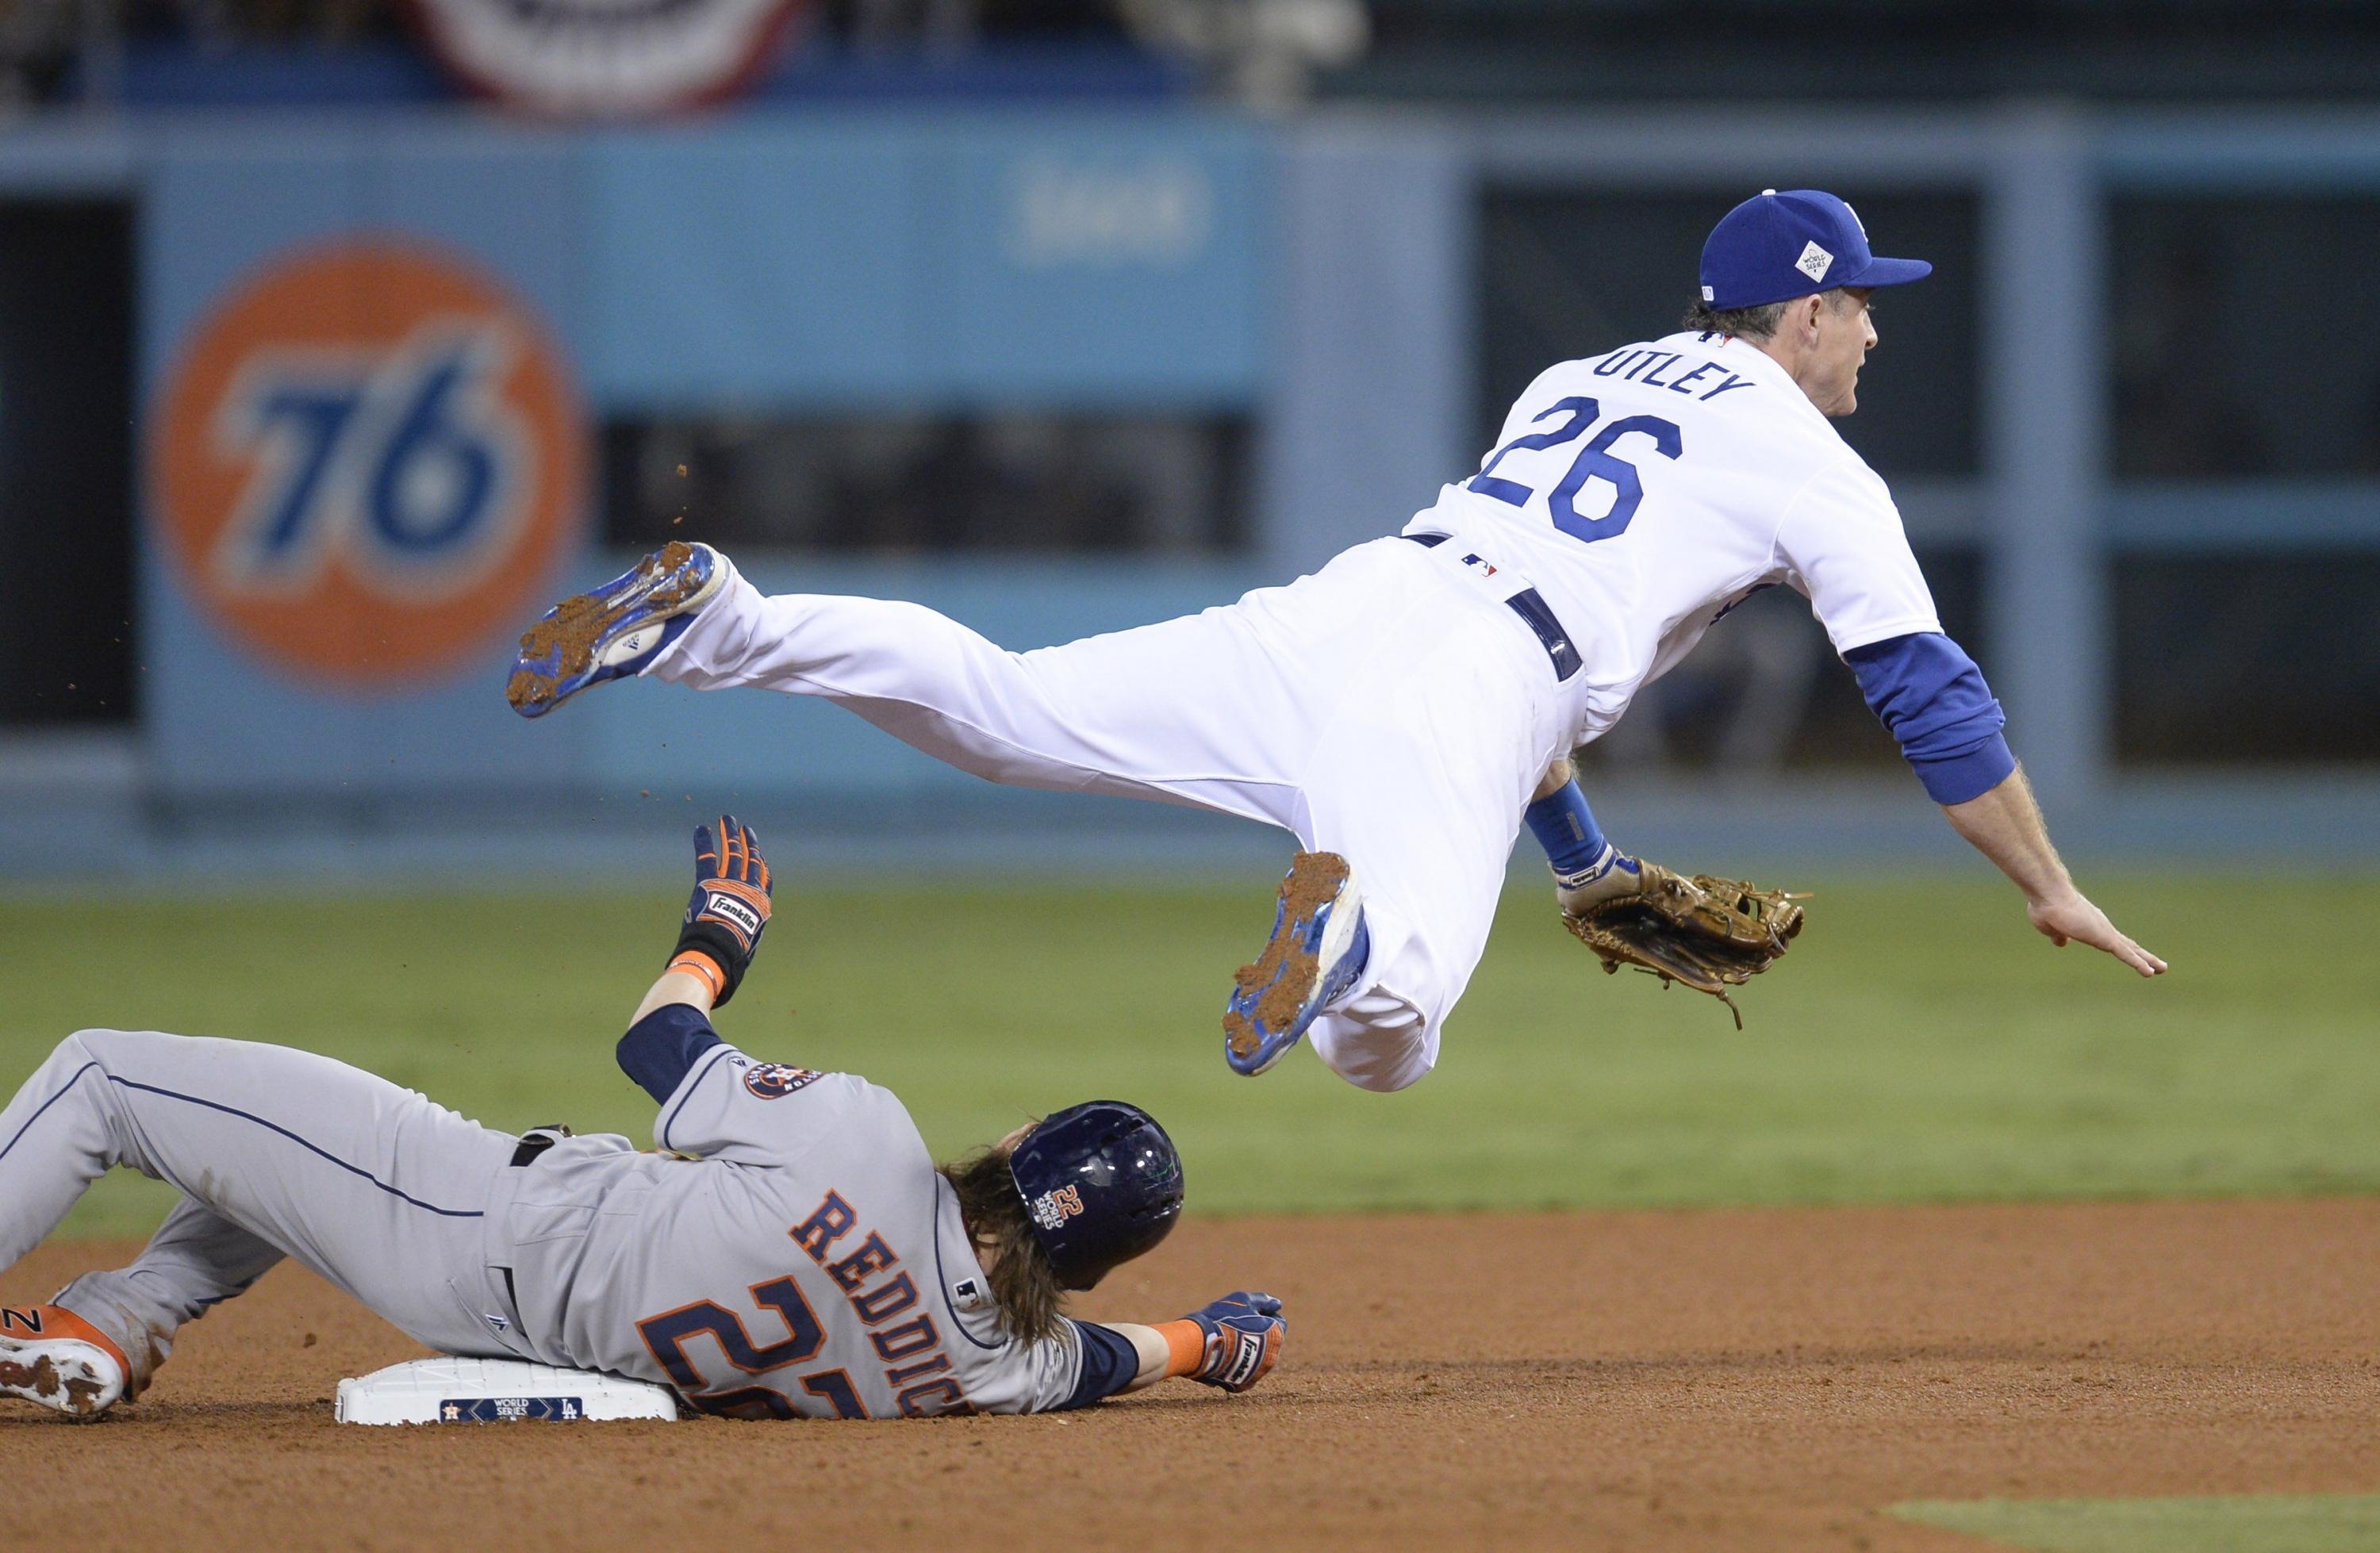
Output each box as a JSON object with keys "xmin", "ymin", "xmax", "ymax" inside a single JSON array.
[{"xmin": 150, "ymin": 240, "xmax": 585, "ymax": 688}]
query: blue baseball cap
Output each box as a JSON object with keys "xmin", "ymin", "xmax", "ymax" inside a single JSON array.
[{"xmin": 1699, "ymin": 189, "xmax": 1933, "ymax": 310}]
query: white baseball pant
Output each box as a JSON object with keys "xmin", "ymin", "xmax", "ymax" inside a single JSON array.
[{"xmin": 651, "ymin": 537, "xmax": 1572, "ymax": 1091}]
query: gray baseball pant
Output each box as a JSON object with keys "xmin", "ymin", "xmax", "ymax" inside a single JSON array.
[{"xmin": 0, "ymin": 1028, "xmax": 528, "ymax": 1391}]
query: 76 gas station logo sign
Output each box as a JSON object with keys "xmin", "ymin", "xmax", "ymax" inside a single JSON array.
[
  {"xmin": 213, "ymin": 323, "xmax": 528, "ymax": 599},
  {"xmin": 152, "ymin": 242, "xmax": 582, "ymax": 688}
]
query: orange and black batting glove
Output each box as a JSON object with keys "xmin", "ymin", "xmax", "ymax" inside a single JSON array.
[
  {"xmin": 670, "ymin": 815, "xmax": 774, "ymax": 1007},
  {"xmin": 1158, "ymin": 1291, "xmax": 1285, "ymax": 1394}
]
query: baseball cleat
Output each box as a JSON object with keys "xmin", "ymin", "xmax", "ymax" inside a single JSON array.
[
  {"xmin": 1223, "ymin": 851, "xmax": 1370, "ymax": 1077},
  {"xmin": 507, "ymin": 541, "xmax": 725, "ymax": 719},
  {"xmin": 0, "ymin": 1305, "xmax": 130, "ymax": 1421}
]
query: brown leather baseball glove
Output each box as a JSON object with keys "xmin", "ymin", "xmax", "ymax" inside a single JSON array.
[{"xmin": 1560, "ymin": 861, "xmax": 1806, "ymax": 1028}]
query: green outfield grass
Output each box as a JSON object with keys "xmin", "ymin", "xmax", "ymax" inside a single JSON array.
[
  {"xmin": 5, "ymin": 872, "xmax": 2375, "ymax": 1238},
  {"xmin": 1895, "ymin": 1495, "xmax": 2380, "ymax": 1551}
]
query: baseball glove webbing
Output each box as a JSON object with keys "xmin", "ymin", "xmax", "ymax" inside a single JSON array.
[{"xmin": 1564, "ymin": 864, "xmax": 1806, "ymax": 1029}]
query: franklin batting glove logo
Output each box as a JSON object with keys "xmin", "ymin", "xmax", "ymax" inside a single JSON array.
[
  {"xmin": 701, "ymin": 891, "xmax": 763, "ymax": 944},
  {"xmin": 1221, "ymin": 1334, "xmax": 1266, "ymax": 1389}
]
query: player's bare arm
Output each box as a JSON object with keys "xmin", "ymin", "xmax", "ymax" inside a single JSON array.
[{"xmin": 1942, "ymin": 766, "xmax": 2167, "ymax": 976}]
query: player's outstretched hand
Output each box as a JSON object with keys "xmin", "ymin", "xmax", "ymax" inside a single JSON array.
[
  {"xmin": 1180, "ymin": 1291, "xmax": 1286, "ymax": 1393},
  {"xmin": 671, "ymin": 815, "xmax": 774, "ymax": 1007},
  {"xmin": 2028, "ymin": 888, "xmax": 2167, "ymax": 977}
]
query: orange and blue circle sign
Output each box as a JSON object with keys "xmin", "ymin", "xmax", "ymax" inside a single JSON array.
[{"xmin": 150, "ymin": 240, "xmax": 585, "ymax": 688}]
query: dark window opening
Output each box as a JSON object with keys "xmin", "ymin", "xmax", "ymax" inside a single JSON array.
[
  {"xmin": 0, "ymin": 199, "xmax": 136, "ymax": 727},
  {"xmin": 2109, "ymin": 195, "xmax": 2380, "ymax": 480},
  {"xmin": 2113, "ymin": 553, "xmax": 2380, "ymax": 765},
  {"xmin": 601, "ymin": 412, "xmax": 1251, "ymax": 556}
]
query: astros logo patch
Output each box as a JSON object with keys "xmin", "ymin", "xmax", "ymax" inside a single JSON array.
[
  {"xmin": 744, "ymin": 1064, "xmax": 822, "ymax": 1099},
  {"xmin": 150, "ymin": 240, "xmax": 585, "ymax": 688}
]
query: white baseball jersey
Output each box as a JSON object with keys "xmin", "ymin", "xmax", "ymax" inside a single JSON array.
[
  {"xmin": 1407, "ymin": 329, "xmax": 1943, "ymax": 747},
  {"xmin": 634, "ymin": 332, "xmax": 1953, "ymax": 1093}
]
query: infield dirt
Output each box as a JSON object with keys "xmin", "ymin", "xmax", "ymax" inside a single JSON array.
[{"xmin": 6, "ymin": 1198, "xmax": 2376, "ymax": 1551}]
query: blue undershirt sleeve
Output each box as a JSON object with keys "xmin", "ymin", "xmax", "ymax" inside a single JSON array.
[
  {"xmin": 1843, "ymin": 632, "xmax": 2017, "ymax": 807},
  {"xmin": 1524, "ymin": 780, "xmax": 1610, "ymax": 874},
  {"xmin": 1052, "ymin": 1320, "xmax": 1145, "ymax": 1411},
  {"xmin": 616, "ymin": 1003, "xmax": 725, "ymax": 1105}
]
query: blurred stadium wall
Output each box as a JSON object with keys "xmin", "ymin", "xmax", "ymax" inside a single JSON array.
[{"xmin": 0, "ymin": 2, "xmax": 2374, "ymax": 881}]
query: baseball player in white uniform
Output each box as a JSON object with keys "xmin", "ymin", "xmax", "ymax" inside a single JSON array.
[
  {"xmin": 509, "ymin": 188, "xmax": 2163, "ymax": 1095},
  {"xmin": 0, "ymin": 818, "xmax": 1286, "ymax": 1421}
]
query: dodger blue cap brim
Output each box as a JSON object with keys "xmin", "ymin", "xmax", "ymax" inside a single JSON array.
[{"xmin": 1842, "ymin": 254, "xmax": 1933, "ymax": 290}]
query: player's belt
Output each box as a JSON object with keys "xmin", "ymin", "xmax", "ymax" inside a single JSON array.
[
  {"xmin": 1401, "ymin": 533, "xmax": 1582, "ymax": 681},
  {"xmin": 509, "ymin": 1124, "xmax": 572, "ymax": 1168}
]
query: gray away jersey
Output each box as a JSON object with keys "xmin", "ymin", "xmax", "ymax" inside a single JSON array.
[{"xmin": 498, "ymin": 1032, "xmax": 1086, "ymax": 1418}]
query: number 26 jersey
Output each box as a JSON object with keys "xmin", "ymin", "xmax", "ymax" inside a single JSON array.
[{"xmin": 1406, "ymin": 329, "xmax": 1945, "ymax": 746}]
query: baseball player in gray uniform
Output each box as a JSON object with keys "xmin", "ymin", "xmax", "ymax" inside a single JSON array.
[{"xmin": 0, "ymin": 817, "xmax": 1285, "ymax": 1422}]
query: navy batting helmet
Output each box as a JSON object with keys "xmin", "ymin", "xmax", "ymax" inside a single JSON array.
[{"xmin": 1008, "ymin": 1100, "xmax": 1184, "ymax": 1290}]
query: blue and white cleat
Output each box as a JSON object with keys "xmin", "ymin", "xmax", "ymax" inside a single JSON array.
[
  {"xmin": 508, "ymin": 541, "xmax": 724, "ymax": 719},
  {"xmin": 1223, "ymin": 851, "xmax": 1370, "ymax": 1077}
]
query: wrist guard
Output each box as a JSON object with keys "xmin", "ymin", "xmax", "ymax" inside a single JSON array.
[{"xmin": 674, "ymin": 815, "xmax": 772, "ymax": 1007}]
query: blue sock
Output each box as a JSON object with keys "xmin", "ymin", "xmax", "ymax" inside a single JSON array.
[{"xmin": 1526, "ymin": 780, "xmax": 1610, "ymax": 876}]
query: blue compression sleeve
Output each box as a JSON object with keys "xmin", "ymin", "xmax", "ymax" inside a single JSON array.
[
  {"xmin": 1843, "ymin": 632, "xmax": 2017, "ymax": 806},
  {"xmin": 1053, "ymin": 1320, "xmax": 1145, "ymax": 1410},
  {"xmin": 617, "ymin": 1003, "xmax": 725, "ymax": 1104},
  {"xmin": 1525, "ymin": 780, "xmax": 1609, "ymax": 873}
]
